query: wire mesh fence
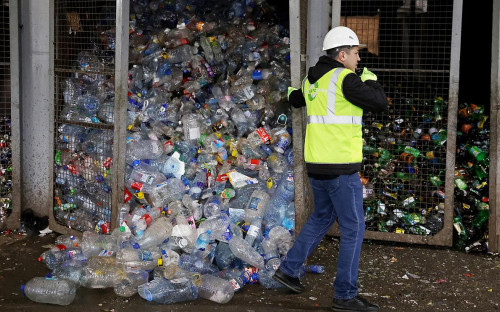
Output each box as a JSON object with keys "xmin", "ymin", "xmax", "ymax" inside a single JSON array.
[
  {"xmin": 53, "ymin": 0, "xmax": 117, "ymax": 233},
  {"xmin": 339, "ymin": 0, "xmax": 455, "ymax": 237},
  {"xmin": 0, "ymin": 0, "xmax": 12, "ymax": 229}
]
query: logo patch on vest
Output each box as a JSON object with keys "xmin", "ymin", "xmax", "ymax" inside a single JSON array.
[{"xmin": 307, "ymin": 81, "xmax": 327, "ymax": 101}]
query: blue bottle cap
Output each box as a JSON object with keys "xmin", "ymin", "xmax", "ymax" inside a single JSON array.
[{"xmin": 132, "ymin": 160, "xmax": 141, "ymax": 167}]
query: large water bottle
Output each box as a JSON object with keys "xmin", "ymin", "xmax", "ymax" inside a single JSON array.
[
  {"xmin": 116, "ymin": 248, "xmax": 161, "ymax": 263},
  {"xmin": 113, "ymin": 270, "xmax": 149, "ymax": 297},
  {"xmin": 51, "ymin": 265, "xmax": 85, "ymax": 285},
  {"xmin": 165, "ymin": 44, "xmax": 197, "ymax": 64},
  {"xmin": 262, "ymin": 238, "xmax": 281, "ymax": 271},
  {"xmin": 80, "ymin": 256, "xmax": 125, "ymax": 288},
  {"xmin": 21, "ymin": 277, "xmax": 77, "ymax": 305},
  {"xmin": 40, "ymin": 247, "xmax": 83, "ymax": 270},
  {"xmin": 129, "ymin": 160, "xmax": 167, "ymax": 186},
  {"xmin": 149, "ymin": 178, "xmax": 186, "ymax": 208},
  {"xmin": 80, "ymin": 230, "xmax": 117, "ymax": 258},
  {"xmin": 126, "ymin": 139, "xmax": 164, "ymax": 161},
  {"xmin": 136, "ymin": 216, "xmax": 173, "ymax": 249},
  {"xmin": 198, "ymin": 274, "xmax": 234, "ymax": 304},
  {"xmin": 263, "ymin": 171, "xmax": 294, "ymax": 231},
  {"xmin": 244, "ymin": 190, "xmax": 269, "ymax": 222},
  {"xmin": 178, "ymin": 251, "xmax": 219, "ymax": 274},
  {"xmin": 214, "ymin": 241, "xmax": 237, "ymax": 270},
  {"xmin": 138, "ymin": 276, "xmax": 198, "ymax": 304},
  {"xmin": 268, "ymin": 226, "xmax": 294, "ymax": 256},
  {"xmin": 202, "ymin": 194, "xmax": 223, "ymax": 218},
  {"xmin": 76, "ymin": 94, "xmax": 101, "ymax": 117},
  {"xmin": 228, "ymin": 236, "xmax": 264, "ymax": 269},
  {"xmin": 197, "ymin": 213, "xmax": 231, "ymax": 242}
]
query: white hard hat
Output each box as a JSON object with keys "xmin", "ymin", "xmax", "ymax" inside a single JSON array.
[{"xmin": 322, "ymin": 26, "xmax": 367, "ymax": 51}]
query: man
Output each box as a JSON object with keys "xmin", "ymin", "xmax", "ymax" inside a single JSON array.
[{"xmin": 272, "ymin": 26, "xmax": 388, "ymax": 312}]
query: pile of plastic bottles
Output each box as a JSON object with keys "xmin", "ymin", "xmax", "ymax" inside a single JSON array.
[
  {"xmin": 360, "ymin": 94, "xmax": 448, "ymax": 236},
  {"xmin": 24, "ymin": 213, "xmax": 326, "ymax": 305},
  {"xmin": 53, "ymin": 0, "xmax": 294, "ymax": 236},
  {"xmin": 31, "ymin": 0, "xmax": 310, "ymax": 306},
  {"xmin": 452, "ymin": 102, "xmax": 490, "ymax": 253},
  {"xmin": 0, "ymin": 117, "xmax": 12, "ymax": 228}
]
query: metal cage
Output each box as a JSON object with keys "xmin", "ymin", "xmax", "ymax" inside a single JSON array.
[
  {"xmin": 321, "ymin": 0, "xmax": 462, "ymax": 246},
  {"xmin": 50, "ymin": 0, "xmax": 124, "ymax": 235},
  {"xmin": 0, "ymin": 0, "xmax": 21, "ymax": 231}
]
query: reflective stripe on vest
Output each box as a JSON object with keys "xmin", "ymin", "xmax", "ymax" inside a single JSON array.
[{"xmin": 306, "ymin": 68, "xmax": 361, "ymax": 126}]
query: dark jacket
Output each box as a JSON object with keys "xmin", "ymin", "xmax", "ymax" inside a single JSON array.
[{"xmin": 288, "ymin": 55, "xmax": 389, "ymax": 179}]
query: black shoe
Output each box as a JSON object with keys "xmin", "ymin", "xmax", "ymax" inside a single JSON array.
[
  {"xmin": 331, "ymin": 295, "xmax": 379, "ymax": 311},
  {"xmin": 272, "ymin": 269, "xmax": 305, "ymax": 293}
]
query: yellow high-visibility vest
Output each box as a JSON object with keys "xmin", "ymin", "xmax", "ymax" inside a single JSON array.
[{"xmin": 302, "ymin": 68, "xmax": 363, "ymax": 164}]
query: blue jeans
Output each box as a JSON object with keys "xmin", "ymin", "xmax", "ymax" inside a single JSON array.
[{"xmin": 278, "ymin": 173, "xmax": 365, "ymax": 299}]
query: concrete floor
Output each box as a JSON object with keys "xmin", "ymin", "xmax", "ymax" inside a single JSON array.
[{"xmin": 0, "ymin": 232, "xmax": 498, "ymax": 312}]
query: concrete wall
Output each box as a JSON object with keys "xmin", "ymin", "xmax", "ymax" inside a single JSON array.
[{"xmin": 20, "ymin": 0, "xmax": 52, "ymax": 217}]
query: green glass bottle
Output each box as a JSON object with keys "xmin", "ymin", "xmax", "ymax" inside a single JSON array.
[
  {"xmin": 454, "ymin": 177, "xmax": 467, "ymax": 191},
  {"xmin": 403, "ymin": 146, "xmax": 420, "ymax": 158},
  {"xmin": 471, "ymin": 209, "xmax": 489, "ymax": 229},
  {"xmin": 464, "ymin": 144, "xmax": 486, "ymax": 162}
]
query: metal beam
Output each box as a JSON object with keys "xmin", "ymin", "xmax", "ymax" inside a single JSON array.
[
  {"xmin": 111, "ymin": 0, "xmax": 130, "ymax": 230},
  {"xmin": 6, "ymin": 0, "xmax": 21, "ymax": 230},
  {"xmin": 490, "ymin": 0, "xmax": 500, "ymax": 253}
]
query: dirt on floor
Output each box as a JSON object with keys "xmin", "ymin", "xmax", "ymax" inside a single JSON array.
[{"xmin": 0, "ymin": 232, "xmax": 498, "ymax": 312}]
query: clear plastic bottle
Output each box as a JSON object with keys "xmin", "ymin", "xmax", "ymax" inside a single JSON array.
[
  {"xmin": 198, "ymin": 274, "xmax": 234, "ymax": 304},
  {"xmin": 268, "ymin": 225, "xmax": 294, "ymax": 256},
  {"xmin": 244, "ymin": 216, "xmax": 263, "ymax": 246},
  {"xmin": 138, "ymin": 276, "xmax": 198, "ymax": 304},
  {"xmin": 245, "ymin": 190, "xmax": 269, "ymax": 222},
  {"xmin": 197, "ymin": 213, "xmax": 231, "ymax": 242},
  {"xmin": 214, "ymin": 241, "xmax": 236, "ymax": 270},
  {"xmin": 126, "ymin": 139, "xmax": 164, "ymax": 161},
  {"xmin": 263, "ymin": 171, "xmax": 294, "ymax": 231},
  {"xmin": 194, "ymin": 229, "xmax": 212, "ymax": 250},
  {"xmin": 178, "ymin": 251, "xmax": 219, "ymax": 274},
  {"xmin": 129, "ymin": 160, "xmax": 167, "ymax": 186},
  {"xmin": 202, "ymin": 194, "xmax": 223, "ymax": 218},
  {"xmin": 262, "ymin": 238, "xmax": 281, "ymax": 271},
  {"xmin": 258, "ymin": 268, "xmax": 284, "ymax": 289},
  {"xmin": 114, "ymin": 270, "xmax": 149, "ymax": 297},
  {"xmin": 51, "ymin": 265, "xmax": 85, "ymax": 285},
  {"xmin": 149, "ymin": 178, "xmax": 186, "ymax": 208},
  {"xmin": 228, "ymin": 236, "xmax": 264, "ymax": 269},
  {"xmin": 165, "ymin": 44, "xmax": 197, "ymax": 64},
  {"xmin": 136, "ymin": 216, "xmax": 173, "ymax": 249},
  {"xmin": 79, "ymin": 257, "xmax": 125, "ymax": 288},
  {"xmin": 182, "ymin": 113, "xmax": 201, "ymax": 142},
  {"xmin": 21, "ymin": 277, "xmax": 77, "ymax": 305}
]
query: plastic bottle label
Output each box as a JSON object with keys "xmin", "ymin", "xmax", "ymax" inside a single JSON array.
[
  {"xmin": 243, "ymin": 86, "xmax": 254, "ymax": 99},
  {"xmin": 255, "ymin": 127, "xmax": 271, "ymax": 144},
  {"xmin": 229, "ymin": 278, "xmax": 241, "ymax": 290},
  {"xmin": 248, "ymin": 197, "xmax": 261, "ymax": 211},
  {"xmin": 247, "ymin": 224, "xmax": 261, "ymax": 237},
  {"xmin": 189, "ymin": 127, "xmax": 201, "ymax": 140},
  {"xmin": 139, "ymin": 250, "xmax": 153, "ymax": 261}
]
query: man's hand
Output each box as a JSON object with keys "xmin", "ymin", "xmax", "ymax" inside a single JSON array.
[
  {"xmin": 287, "ymin": 87, "xmax": 298, "ymax": 101},
  {"xmin": 360, "ymin": 67, "xmax": 377, "ymax": 82}
]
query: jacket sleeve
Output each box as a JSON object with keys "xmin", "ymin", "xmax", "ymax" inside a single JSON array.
[
  {"xmin": 288, "ymin": 89, "xmax": 306, "ymax": 108},
  {"xmin": 342, "ymin": 73, "xmax": 389, "ymax": 113}
]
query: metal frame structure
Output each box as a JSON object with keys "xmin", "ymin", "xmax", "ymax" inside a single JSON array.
[
  {"xmin": 49, "ymin": 0, "xmax": 127, "ymax": 235},
  {"xmin": 2, "ymin": 0, "xmax": 21, "ymax": 230},
  {"xmin": 490, "ymin": 1, "xmax": 500, "ymax": 253},
  {"xmin": 294, "ymin": 0, "xmax": 463, "ymax": 246}
]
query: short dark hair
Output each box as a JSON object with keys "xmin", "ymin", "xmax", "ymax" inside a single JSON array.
[{"xmin": 326, "ymin": 45, "xmax": 354, "ymax": 59}]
